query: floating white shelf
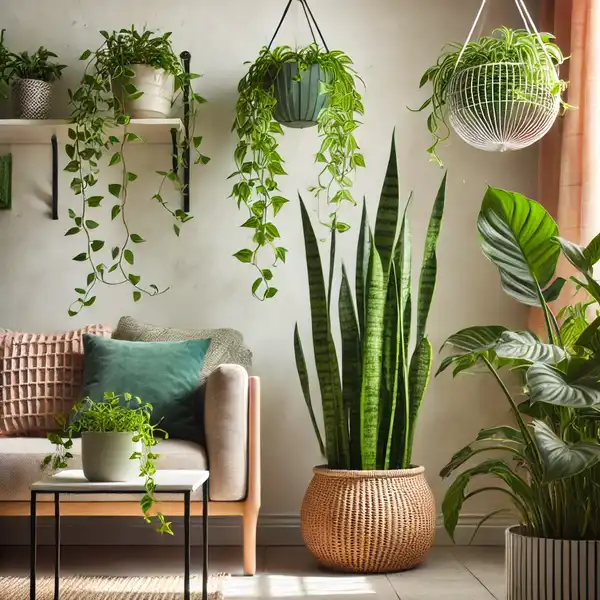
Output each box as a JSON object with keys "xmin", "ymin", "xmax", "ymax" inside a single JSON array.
[{"xmin": 0, "ymin": 118, "xmax": 184, "ymax": 145}]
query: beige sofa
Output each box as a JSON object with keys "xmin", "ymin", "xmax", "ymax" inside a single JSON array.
[{"xmin": 0, "ymin": 327, "xmax": 261, "ymax": 574}]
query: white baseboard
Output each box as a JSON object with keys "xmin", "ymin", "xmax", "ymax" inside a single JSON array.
[{"xmin": 0, "ymin": 513, "xmax": 511, "ymax": 547}]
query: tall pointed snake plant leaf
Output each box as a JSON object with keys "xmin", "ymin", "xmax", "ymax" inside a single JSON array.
[
  {"xmin": 495, "ymin": 331, "xmax": 566, "ymax": 364},
  {"xmin": 360, "ymin": 239, "xmax": 386, "ymax": 470},
  {"xmin": 533, "ymin": 420, "xmax": 600, "ymax": 481},
  {"xmin": 299, "ymin": 195, "xmax": 345, "ymax": 467},
  {"xmin": 477, "ymin": 187, "xmax": 559, "ymax": 307},
  {"xmin": 374, "ymin": 134, "xmax": 399, "ymax": 277},
  {"xmin": 293, "ymin": 323, "xmax": 325, "ymax": 457},
  {"xmin": 356, "ymin": 198, "xmax": 370, "ymax": 338},
  {"xmin": 405, "ymin": 336, "xmax": 433, "ymax": 466},
  {"xmin": 527, "ymin": 363, "xmax": 600, "ymax": 408},
  {"xmin": 339, "ymin": 263, "xmax": 362, "ymax": 469},
  {"xmin": 416, "ymin": 172, "xmax": 446, "ymax": 342},
  {"xmin": 379, "ymin": 262, "xmax": 400, "ymax": 469}
]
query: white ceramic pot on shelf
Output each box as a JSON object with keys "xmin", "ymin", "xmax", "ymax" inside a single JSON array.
[
  {"xmin": 81, "ymin": 431, "xmax": 142, "ymax": 482},
  {"xmin": 113, "ymin": 64, "xmax": 174, "ymax": 118}
]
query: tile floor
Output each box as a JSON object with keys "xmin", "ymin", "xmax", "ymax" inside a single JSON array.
[{"xmin": 0, "ymin": 545, "xmax": 505, "ymax": 599}]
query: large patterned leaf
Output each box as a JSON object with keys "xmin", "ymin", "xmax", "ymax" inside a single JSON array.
[
  {"xmin": 374, "ymin": 135, "xmax": 399, "ymax": 276},
  {"xmin": 416, "ymin": 173, "xmax": 446, "ymax": 342},
  {"xmin": 555, "ymin": 237, "xmax": 600, "ymax": 303},
  {"xmin": 339, "ymin": 264, "xmax": 362, "ymax": 469},
  {"xmin": 477, "ymin": 187, "xmax": 559, "ymax": 306},
  {"xmin": 360, "ymin": 240, "xmax": 386, "ymax": 470},
  {"xmin": 495, "ymin": 331, "xmax": 566, "ymax": 364},
  {"xmin": 527, "ymin": 363, "xmax": 600, "ymax": 407},
  {"xmin": 533, "ymin": 420, "xmax": 600, "ymax": 481},
  {"xmin": 299, "ymin": 196, "xmax": 346, "ymax": 467},
  {"xmin": 442, "ymin": 325, "xmax": 507, "ymax": 353},
  {"xmin": 293, "ymin": 324, "xmax": 325, "ymax": 457}
]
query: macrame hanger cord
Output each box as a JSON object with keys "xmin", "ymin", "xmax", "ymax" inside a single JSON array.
[
  {"xmin": 267, "ymin": 0, "xmax": 329, "ymax": 52},
  {"xmin": 514, "ymin": 0, "xmax": 553, "ymax": 64}
]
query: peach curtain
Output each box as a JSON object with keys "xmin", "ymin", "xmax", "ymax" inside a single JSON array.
[{"xmin": 539, "ymin": 0, "xmax": 600, "ymax": 247}]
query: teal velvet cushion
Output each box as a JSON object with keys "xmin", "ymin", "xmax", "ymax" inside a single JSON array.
[{"xmin": 81, "ymin": 334, "xmax": 211, "ymax": 443}]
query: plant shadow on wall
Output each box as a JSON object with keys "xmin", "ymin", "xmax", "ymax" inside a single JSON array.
[
  {"xmin": 294, "ymin": 134, "xmax": 447, "ymax": 573},
  {"xmin": 229, "ymin": 0, "xmax": 365, "ymax": 300},
  {"xmin": 65, "ymin": 27, "xmax": 210, "ymax": 316},
  {"xmin": 438, "ymin": 187, "xmax": 600, "ymax": 545}
]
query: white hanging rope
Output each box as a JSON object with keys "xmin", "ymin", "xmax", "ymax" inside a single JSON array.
[{"xmin": 454, "ymin": 0, "xmax": 488, "ymax": 71}]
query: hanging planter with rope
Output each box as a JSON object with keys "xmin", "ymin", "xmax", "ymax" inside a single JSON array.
[
  {"xmin": 230, "ymin": 0, "xmax": 365, "ymax": 300},
  {"xmin": 414, "ymin": 0, "xmax": 570, "ymax": 164}
]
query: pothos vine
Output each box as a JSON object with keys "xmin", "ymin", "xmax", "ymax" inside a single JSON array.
[
  {"xmin": 230, "ymin": 43, "xmax": 365, "ymax": 300},
  {"xmin": 65, "ymin": 27, "xmax": 209, "ymax": 316}
]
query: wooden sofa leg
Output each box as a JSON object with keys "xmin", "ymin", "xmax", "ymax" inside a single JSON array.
[{"xmin": 243, "ymin": 509, "xmax": 259, "ymax": 575}]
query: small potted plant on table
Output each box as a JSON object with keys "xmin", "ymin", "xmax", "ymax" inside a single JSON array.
[
  {"xmin": 439, "ymin": 186, "xmax": 600, "ymax": 599},
  {"xmin": 8, "ymin": 45, "xmax": 66, "ymax": 119},
  {"xmin": 44, "ymin": 391, "xmax": 172, "ymax": 534},
  {"xmin": 295, "ymin": 136, "xmax": 447, "ymax": 573}
]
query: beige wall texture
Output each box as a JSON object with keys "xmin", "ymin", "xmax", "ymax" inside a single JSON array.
[{"xmin": 0, "ymin": 0, "xmax": 537, "ymax": 523}]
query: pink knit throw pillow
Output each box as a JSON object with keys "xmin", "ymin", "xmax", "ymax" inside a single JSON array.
[{"xmin": 0, "ymin": 325, "xmax": 112, "ymax": 435}]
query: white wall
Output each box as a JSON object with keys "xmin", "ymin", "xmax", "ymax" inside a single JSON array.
[{"xmin": 0, "ymin": 0, "xmax": 537, "ymax": 531}]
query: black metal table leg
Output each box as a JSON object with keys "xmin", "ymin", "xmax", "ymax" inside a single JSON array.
[
  {"xmin": 203, "ymin": 481, "xmax": 208, "ymax": 600},
  {"xmin": 54, "ymin": 493, "xmax": 60, "ymax": 600},
  {"xmin": 184, "ymin": 491, "xmax": 191, "ymax": 600},
  {"xmin": 30, "ymin": 491, "xmax": 37, "ymax": 600}
]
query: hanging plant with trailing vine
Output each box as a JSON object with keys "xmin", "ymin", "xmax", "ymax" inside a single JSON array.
[
  {"xmin": 65, "ymin": 27, "xmax": 209, "ymax": 316},
  {"xmin": 230, "ymin": 40, "xmax": 365, "ymax": 300}
]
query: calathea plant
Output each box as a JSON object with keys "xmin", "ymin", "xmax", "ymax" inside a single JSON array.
[
  {"xmin": 231, "ymin": 43, "xmax": 365, "ymax": 300},
  {"xmin": 438, "ymin": 187, "xmax": 600, "ymax": 541},
  {"xmin": 44, "ymin": 392, "xmax": 172, "ymax": 534},
  {"xmin": 295, "ymin": 136, "xmax": 447, "ymax": 469},
  {"xmin": 65, "ymin": 26, "xmax": 209, "ymax": 315}
]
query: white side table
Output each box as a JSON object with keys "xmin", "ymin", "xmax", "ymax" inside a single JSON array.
[{"xmin": 29, "ymin": 469, "xmax": 209, "ymax": 600}]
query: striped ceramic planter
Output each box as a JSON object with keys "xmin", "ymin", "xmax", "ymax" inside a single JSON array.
[
  {"xmin": 272, "ymin": 63, "xmax": 329, "ymax": 129},
  {"xmin": 506, "ymin": 526, "xmax": 600, "ymax": 600}
]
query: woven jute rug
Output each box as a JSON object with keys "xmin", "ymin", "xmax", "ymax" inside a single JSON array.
[{"xmin": 0, "ymin": 575, "xmax": 226, "ymax": 599}]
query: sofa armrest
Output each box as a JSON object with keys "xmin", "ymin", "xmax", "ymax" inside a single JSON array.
[{"xmin": 204, "ymin": 364, "xmax": 259, "ymax": 503}]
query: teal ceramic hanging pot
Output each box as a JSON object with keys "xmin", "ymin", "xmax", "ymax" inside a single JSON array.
[{"xmin": 271, "ymin": 62, "xmax": 330, "ymax": 129}]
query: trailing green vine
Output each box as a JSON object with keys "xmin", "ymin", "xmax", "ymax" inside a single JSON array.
[
  {"xmin": 66, "ymin": 27, "xmax": 209, "ymax": 316},
  {"xmin": 43, "ymin": 392, "xmax": 172, "ymax": 534},
  {"xmin": 231, "ymin": 43, "xmax": 365, "ymax": 300}
]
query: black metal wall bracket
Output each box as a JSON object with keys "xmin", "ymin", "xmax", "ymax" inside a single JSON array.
[{"xmin": 51, "ymin": 134, "xmax": 58, "ymax": 220}]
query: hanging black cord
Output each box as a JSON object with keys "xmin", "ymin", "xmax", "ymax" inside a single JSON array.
[
  {"xmin": 267, "ymin": 0, "xmax": 330, "ymax": 52},
  {"xmin": 299, "ymin": 0, "xmax": 318, "ymax": 45},
  {"xmin": 267, "ymin": 0, "xmax": 294, "ymax": 50},
  {"xmin": 300, "ymin": 0, "xmax": 330, "ymax": 52}
]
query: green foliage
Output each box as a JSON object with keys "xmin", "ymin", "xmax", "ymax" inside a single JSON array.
[
  {"xmin": 43, "ymin": 392, "xmax": 173, "ymax": 535},
  {"xmin": 8, "ymin": 46, "xmax": 66, "ymax": 82},
  {"xmin": 438, "ymin": 186, "xmax": 600, "ymax": 542},
  {"xmin": 66, "ymin": 26, "xmax": 209, "ymax": 316},
  {"xmin": 295, "ymin": 136, "xmax": 446, "ymax": 469},
  {"xmin": 231, "ymin": 43, "xmax": 365, "ymax": 300},
  {"xmin": 414, "ymin": 27, "xmax": 569, "ymax": 164},
  {"xmin": 0, "ymin": 30, "xmax": 9, "ymax": 98}
]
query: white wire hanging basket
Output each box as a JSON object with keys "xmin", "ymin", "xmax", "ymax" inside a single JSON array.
[{"xmin": 446, "ymin": 0, "xmax": 562, "ymax": 152}]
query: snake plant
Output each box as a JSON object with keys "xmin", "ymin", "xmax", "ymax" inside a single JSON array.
[{"xmin": 295, "ymin": 136, "xmax": 447, "ymax": 470}]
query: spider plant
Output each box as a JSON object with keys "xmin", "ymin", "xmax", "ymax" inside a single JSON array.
[
  {"xmin": 414, "ymin": 27, "xmax": 569, "ymax": 164},
  {"xmin": 439, "ymin": 187, "xmax": 600, "ymax": 541}
]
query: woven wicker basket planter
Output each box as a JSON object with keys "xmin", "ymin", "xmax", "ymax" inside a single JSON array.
[{"xmin": 301, "ymin": 466, "xmax": 436, "ymax": 573}]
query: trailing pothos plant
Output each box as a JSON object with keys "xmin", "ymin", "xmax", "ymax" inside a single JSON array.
[
  {"xmin": 43, "ymin": 392, "xmax": 173, "ymax": 534},
  {"xmin": 438, "ymin": 187, "xmax": 600, "ymax": 541},
  {"xmin": 231, "ymin": 43, "xmax": 365, "ymax": 300},
  {"xmin": 413, "ymin": 27, "xmax": 569, "ymax": 164},
  {"xmin": 65, "ymin": 26, "xmax": 209, "ymax": 316},
  {"xmin": 295, "ymin": 136, "xmax": 447, "ymax": 469}
]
